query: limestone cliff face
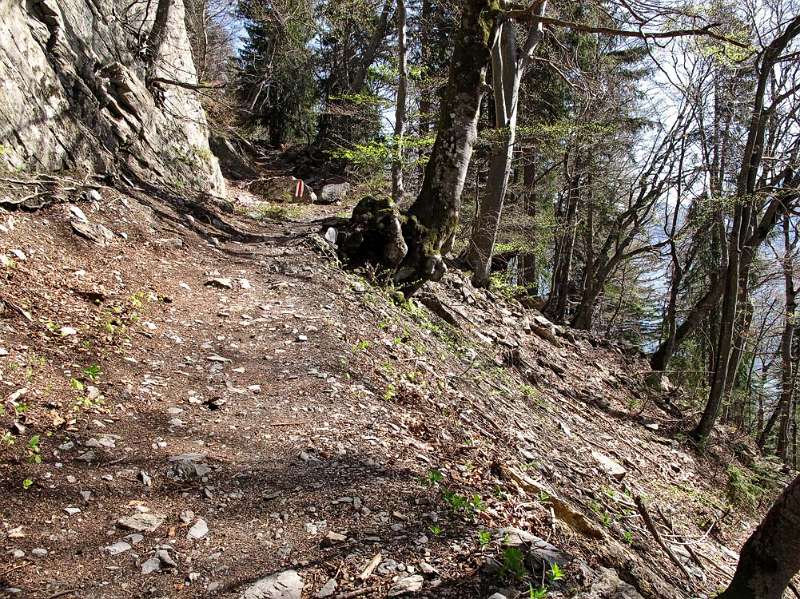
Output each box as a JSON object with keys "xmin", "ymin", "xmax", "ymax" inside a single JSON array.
[{"xmin": 0, "ymin": 0, "xmax": 225, "ymax": 195}]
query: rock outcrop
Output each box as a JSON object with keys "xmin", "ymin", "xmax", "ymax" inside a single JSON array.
[{"xmin": 0, "ymin": 0, "xmax": 224, "ymax": 195}]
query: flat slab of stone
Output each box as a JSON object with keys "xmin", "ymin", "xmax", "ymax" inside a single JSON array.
[
  {"xmin": 117, "ymin": 512, "xmax": 165, "ymax": 533},
  {"xmin": 240, "ymin": 570, "xmax": 303, "ymax": 599},
  {"xmin": 591, "ymin": 451, "xmax": 627, "ymax": 480}
]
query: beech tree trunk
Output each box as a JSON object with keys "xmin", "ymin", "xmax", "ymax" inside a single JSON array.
[
  {"xmin": 394, "ymin": 0, "xmax": 499, "ymax": 293},
  {"xmin": 718, "ymin": 475, "xmax": 800, "ymax": 599},
  {"xmin": 466, "ymin": 2, "xmax": 546, "ymax": 288},
  {"xmin": 146, "ymin": 0, "xmax": 173, "ymax": 74},
  {"xmin": 391, "ymin": 0, "xmax": 408, "ymax": 203}
]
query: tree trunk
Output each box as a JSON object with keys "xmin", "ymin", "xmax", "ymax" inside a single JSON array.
[
  {"xmin": 546, "ymin": 155, "xmax": 581, "ymax": 322},
  {"xmin": 691, "ymin": 16, "xmax": 800, "ymax": 442},
  {"xmin": 466, "ymin": 3, "xmax": 546, "ymax": 288},
  {"xmin": 391, "ymin": 0, "xmax": 408, "ymax": 203},
  {"xmin": 394, "ymin": 0, "xmax": 499, "ymax": 293},
  {"xmin": 146, "ymin": 0, "xmax": 173, "ymax": 75},
  {"xmin": 418, "ymin": 0, "xmax": 433, "ymax": 138},
  {"xmin": 777, "ymin": 212, "xmax": 797, "ymax": 460},
  {"xmin": 655, "ymin": 269, "xmax": 723, "ymax": 367},
  {"xmin": 718, "ymin": 475, "xmax": 800, "ymax": 599}
]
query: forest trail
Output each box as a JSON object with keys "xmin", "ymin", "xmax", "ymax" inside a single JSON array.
[{"xmin": 0, "ymin": 183, "xmax": 785, "ymax": 598}]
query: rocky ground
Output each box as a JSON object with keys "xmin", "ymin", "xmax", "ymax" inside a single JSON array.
[{"xmin": 0, "ymin": 178, "xmax": 789, "ymax": 599}]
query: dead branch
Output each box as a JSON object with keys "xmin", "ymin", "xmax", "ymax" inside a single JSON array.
[{"xmin": 635, "ymin": 495, "xmax": 693, "ymax": 581}]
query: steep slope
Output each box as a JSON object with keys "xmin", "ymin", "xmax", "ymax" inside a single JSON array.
[
  {"xmin": 0, "ymin": 0, "xmax": 223, "ymax": 194},
  {"xmin": 0, "ymin": 184, "xmax": 788, "ymax": 598}
]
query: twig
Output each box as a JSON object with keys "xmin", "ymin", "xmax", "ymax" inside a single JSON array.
[
  {"xmin": 335, "ymin": 587, "xmax": 379, "ymax": 599},
  {"xmin": 655, "ymin": 504, "xmax": 705, "ymax": 573},
  {"xmin": 0, "ymin": 561, "xmax": 31, "ymax": 576},
  {"xmin": 635, "ymin": 495, "xmax": 693, "ymax": 581},
  {"xmin": 358, "ymin": 553, "xmax": 382, "ymax": 581},
  {"xmin": 0, "ymin": 296, "xmax": 33, "ymax": 321},
  {"xmin": 46, "ymin": 590, "xmax": 79, "ymax": 599}
]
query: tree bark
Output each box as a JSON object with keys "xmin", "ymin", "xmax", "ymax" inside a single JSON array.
[
  {"xmin": 466, "ymin": 2, "xmax": 546, "ymax": 288},
  {"xmin": 718, "ymin": 475, "xmax": 800, "ymax": 599},
  {"xmin": 391, "ymin": 0, "xmax": 408, "ymax": 203},
  {"xmin": 394, "ymin": 0, "xmax": 500, "ymax": 293},
  {"xmin": 777, "ymin": 211, "xmax": 797, "ymax": 460},
  {"xmin": 547, "ymin": 155, "xmax": 581, "ymax": 323},
  {"xmin": 146, "ymin": 0, "xmax": 173, "ymax": 74}
]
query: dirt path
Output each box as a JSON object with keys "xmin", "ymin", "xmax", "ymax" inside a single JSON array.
[{"xmin": 0, "ymin": 188, "xmax": 778, "ymax": 599}]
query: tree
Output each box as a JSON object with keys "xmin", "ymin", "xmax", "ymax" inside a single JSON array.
[
  {"xmin": 391, "ymin": 0, "xmax": 500, "ymax": 292},
  {"xmin": 464, "ymin": 1, "xmax": 547, "ymax": 287},
  {"xmin": 692, "ymin": 14, "xmax": 800, "ymax": 442},
  {"xmin": 719, "ymin": 475, "xmax": 800, "ymax": 599},
  {"xmin": 391, "ymin": 0, "xmax": 408, "ymax": 203},
  {"xmin": 236, "ymin": 0, "xmax": 317, "ymax": 146}
]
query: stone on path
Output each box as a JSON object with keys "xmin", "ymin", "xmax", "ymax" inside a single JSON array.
[
  {"xmin": 240, "ymin": 569, "xmax": 303, "ymax": 599},
  {"xmin": 105, "ymin": 541, "xmax": 132, "ymax": 556},
  {"xmin": 206, "ymin": 278, "xmax": 234, "ymax": 290},
  {"xmin": 319, "ymin": 183, "xmax": 350, "ymax": 204},
  {"xmin": 388, "ymin": 574, "xmax": 424, "ymax": 596},
  {"xmin": 117, "ymin": 512, "xmax": 165, "ymax": 533},
  {"xmin": 501, "ymin": 527, "xmax": 565, "ymax": 566},
  {"xmin": 188, "ymin": 518, "xmax": 209, "ymax": 540}
]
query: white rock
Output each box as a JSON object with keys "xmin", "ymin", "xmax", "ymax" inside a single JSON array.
[
  {"xmin": 315, "ymin": 579, "xmax": 337, "ymax": 598},
  {"xmin": 188, "ymin": 518, "xmax": 209, "ymax": 540},
  {"xmin": 117, "ymin": 512, "xmax": 165, "ymax": 532},
  {"xmin": 591, "ymin": 451, "xmax": 627, "ymax": 480},
  {"xmin": 240, "ymin": 569, "xmax": 303, "ymax": 599},
  {"xmin": 105, "ymin": 541, "xmax": 132, "ymax": 555},
  {"xmin": 388, "ymin": 574, "xmax": 424, "ymax": 596}
]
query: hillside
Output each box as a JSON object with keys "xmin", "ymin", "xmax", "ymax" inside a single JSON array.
[{"xmin": 0, "ymin": 180, "xmax": 786, "ymax": 599}]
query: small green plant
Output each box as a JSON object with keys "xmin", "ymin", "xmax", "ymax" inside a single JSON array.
[
  {"xmin": 353, "ymin": 340, "xmax": 371, "ymax": 352},
  {"xmin": 70, "ymin": 378, "xmax": 85, "ymax": 392},
  {"xmin": 428, "ymin": 524, "xmax": 443, "ymax": 536},
  {"xmin": 623, "ymin": 530, "xmax": 634, "ymax": 545},
  {"xmin": 537, "ymin": 490, "xmax": 551, "ymax": 503},
  {"xmin": 383, "ymin": 383, "xmax": 397, "ymax": 401},
  {"xmin": 478, "ymin": 530, "xmax": 491, "ymax": 547},
  {"xmin": 83, "ymin": 364, "xmax": 102, "ymax": 382},
  {"xmin": 529, "ymin": 585, "xmax": 548, "ymax": 599},
  {"xmin": 22, "ymin": 478, "xmax": 33, "ymax": 490},
  {"xmin": 500, "ymin": 546, "xmax": 527, "ymax": 579},
  {"xmin": 442, "ymin": 490, "xmax": 468, "ymax": 512},
  {"xmin": 548, "ymin": 563, "xmax": 564, "ymax": 582},
  {"xmin": 469, "ymin": 494, "xmax": 486, "ymax": 512},
  {"xmin": 27, "ymin": 435, "xmax": 42, "ymax": 464},
  {"xmin": 1, "ymin": 431, "xmax": 15, "ymax": 446},
  {"xmin": 425, "ymin": 469, "xmax": 444, "ymax": 486}
]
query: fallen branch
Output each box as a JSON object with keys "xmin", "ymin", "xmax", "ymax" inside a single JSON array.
[
  {"xmin": 635, "ymin": 495, "xmax": 693, "ymax": 581},
  {"xmin": 335, "ymin": 587, "xmax": 379, "ymax": 599}
]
